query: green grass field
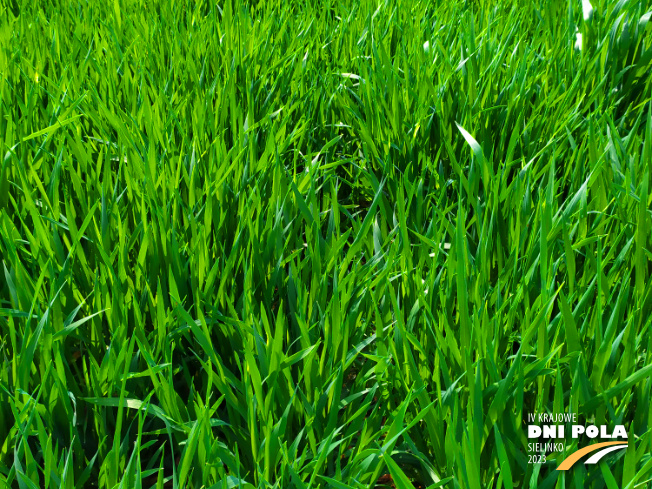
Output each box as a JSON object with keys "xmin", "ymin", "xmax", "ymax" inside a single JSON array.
[{"xmin": 1, "ymin": 0, "xmax": 652, "ymax": 487}]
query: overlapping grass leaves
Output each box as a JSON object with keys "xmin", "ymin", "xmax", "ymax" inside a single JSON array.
[{"xmin": 0, "ymin": 0, "xmax": 651, "ymax": 487}]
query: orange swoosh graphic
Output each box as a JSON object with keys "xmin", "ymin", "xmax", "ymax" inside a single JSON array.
[{"xmin": 557, "ymin": 442, "xmax": 628, "ymax": 470}]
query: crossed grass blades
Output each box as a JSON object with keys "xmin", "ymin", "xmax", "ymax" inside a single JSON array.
[{"xmin": 0, "ymin": 0, "xmax": 651, "ymax": 487}]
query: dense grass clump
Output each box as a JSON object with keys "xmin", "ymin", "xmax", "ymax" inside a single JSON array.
[{"xmin": 1, "ymin": 0, "xmax": 652, "ymax": 487}]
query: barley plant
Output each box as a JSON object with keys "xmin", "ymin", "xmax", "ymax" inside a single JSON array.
[{"xmin": 1, "ymin": 0, "xmax": 651, "ymax": 487}]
